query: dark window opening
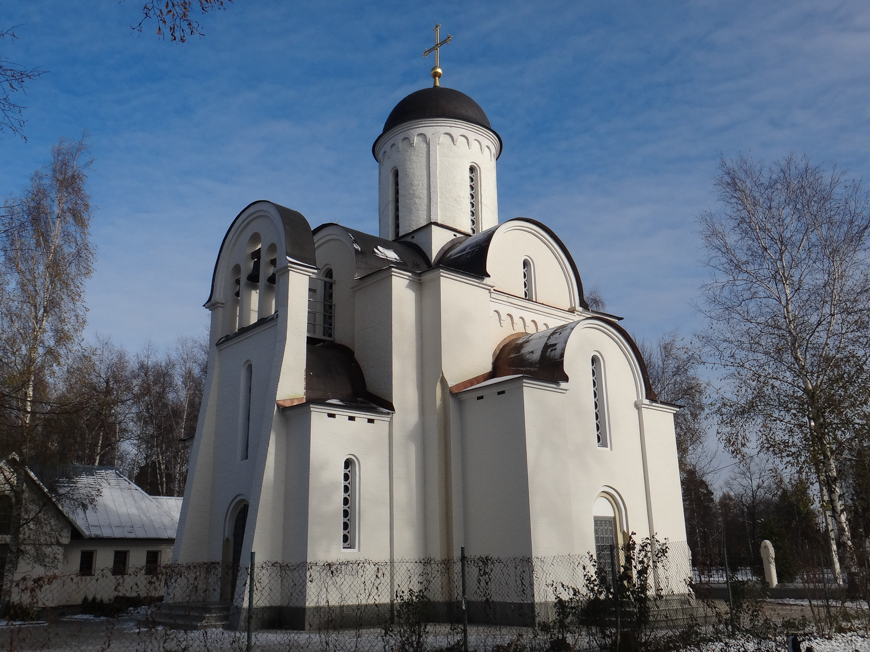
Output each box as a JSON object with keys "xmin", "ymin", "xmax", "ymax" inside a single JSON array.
[
  {"xmin": 0, "ymin": 495, "xmax": 12, "ymax": 536},
  {"xmin": 79, "ymin": 550, "xmax": 95, "ymax": 576},
  {"xmin": 145, "ymin": 550, "xmax": 160, "ymax": 575},
  {"xmin": 112, "ymin": 550, "xmax": 128, "ymax": 576}
]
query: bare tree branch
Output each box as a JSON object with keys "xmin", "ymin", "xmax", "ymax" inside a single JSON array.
[
  {"xmin": 0, "ymin": 27, "xmax": 47, "ymax": 140},
  {"xmin": 133, "ymin": 0, "xmax": 232, "ymax": 43}
]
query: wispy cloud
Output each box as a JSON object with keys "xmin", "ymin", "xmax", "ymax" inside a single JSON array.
[{"xmin": 1, "ymin": 0, "xmax": 869, "ymax": 353}]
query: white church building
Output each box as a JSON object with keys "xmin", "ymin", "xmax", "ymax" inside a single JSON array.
[{"xmin": 170, "ymin": 64, "xmax": 689, "ymax": 627}]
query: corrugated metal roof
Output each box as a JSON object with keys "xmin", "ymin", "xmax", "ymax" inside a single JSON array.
[{"xmin": 61, "ymin": 469, "xmax": 181, "ymax": 540}]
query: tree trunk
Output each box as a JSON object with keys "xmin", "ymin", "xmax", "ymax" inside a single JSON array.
[
  {"xmin": 817, "ymin": 473, "xmax": 843, "ymax": 586},
  {"xmin": 820, "ymin": 441, "xmax": 859, "ymax": 581}
]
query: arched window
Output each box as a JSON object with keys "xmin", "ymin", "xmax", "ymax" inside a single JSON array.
[
  {"xmin": 593, "ymin": 495, "xmax": 620, "ymax": 584},
  {"xmin": 522, "ymin": 258, "xmax": 536, "ymax": 301},
  {"xmin": 260, "ymin": 243, "xmax": 278, "ymax": 316},
  {"xmin": 229, "ymin": 264, "xmax": 241, "ymax": 333},
  {"xmin": 469, "ymin": 165, "xmax": 479, "ymax": 234},
  {"xmin": 392, "ymin": 168, "xmax": 400, "ymax": 239},
  {"xmin": 0, "ymin": 495, "xmax": 12, "ymax": 536},
  {"xmin": 342, "ymin": 457, "xmax": 358, "ymax": 550},
  {"xmin": 241, "ymin": 234, "xmax": 261, "ymax": 327},
  {"xmin": 591, "ymin": 355, "xmax": 610, "ymax": 448},
  {"xmin": 240, "ymin": 364, "xmax": 253, "ymax": 460}
]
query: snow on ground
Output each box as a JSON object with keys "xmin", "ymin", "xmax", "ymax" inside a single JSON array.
[
  {"xmin": 698, "ymin": 633, "xmax": 869, "ymax": 652},
  {"xmin": 804, "ymin": 633, "xmax": 870, "ymax": 651}
]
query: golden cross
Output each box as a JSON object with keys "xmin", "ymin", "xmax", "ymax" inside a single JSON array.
[{"xmin": 423, "ymin": 23, "xmax": 452, "ymax": 87}]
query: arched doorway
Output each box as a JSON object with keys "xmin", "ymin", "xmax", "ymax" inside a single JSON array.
[{"xmin": 222, "ymin": 502, "xmax": 248, "ymax": 602}]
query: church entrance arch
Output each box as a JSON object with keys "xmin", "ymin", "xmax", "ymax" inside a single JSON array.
[{"xmin": 221, "ymin": 500, "xmax": 249, "ymax": 602}]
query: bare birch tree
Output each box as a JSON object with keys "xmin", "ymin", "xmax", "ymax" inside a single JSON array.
[
  {"xmin": 128, "ymin": 336, "xmax": 206, "ymax": 496},
  {"xmin": 0, "ymin": 27, "xmax": 47, "ymax": 140},
  {"xmin": 698, "ymin": 154, "xmax": 870, "ymax": 581},
  {"xmin": 639, "ymin": 332, "xmax": 707, "ymax": 472},
  {"xmin": 0, "ymin": 135, "xmax": 94, "ymax": 601}
]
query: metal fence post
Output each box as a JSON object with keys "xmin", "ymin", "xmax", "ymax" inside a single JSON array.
[
  {"xmin": 461, "ymin": 546, "xmax": 468, "ymax": 652},
  {"xmin": 247, "ymin": 551, "xmax": 255, "ymax": 652}
]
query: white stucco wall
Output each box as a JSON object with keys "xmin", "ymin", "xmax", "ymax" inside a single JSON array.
[
  {"xmin": 305, "ymin": 405, "xmax": 391, "ymax": 561},
  {"xmin": 486, "ymin": 222, "xmax": 580, "ymax": 311},
  {"xmin": 458, "ymin": 378, "xmax": 534, "ymax": 558}
]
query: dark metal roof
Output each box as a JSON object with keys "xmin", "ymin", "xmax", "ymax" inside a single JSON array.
[
  {"xmin": 436, "ymin": 218, "xmax": 590, "ymax": 310},
  {"xmin": 373, "ymin": 86, "xmax": 502, "ymax": 159},
  {"xmin": 305, "ymin": 341, "xmax": 394, "ymax": 410},
  {"xmin": 492, "ymin": 317, "xmax": 657, "ymax": 401},
  {"xmin": 306, "ymin": 341, "xmax": 369, "ymax": 402},
  {"xmin": 206, "ymin": 201, "xmax": 317, "ymax": 304},
  {"xmin": 312, "ymin": 224, "xmax": 431, "ymax": 278},
  {"xmin": 493, "ymin": 322, "xmax": 579, "ymax": 383}
]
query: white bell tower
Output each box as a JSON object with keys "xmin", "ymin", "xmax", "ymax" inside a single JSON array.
[{"xmin": 372, "ymin": 28, "xmax": 502, "ymax": 262}]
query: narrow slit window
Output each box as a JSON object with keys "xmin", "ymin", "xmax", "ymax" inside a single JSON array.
[
  {"xmin": 323, "ymin": 269, "xmax": 334, "ymax": 339},
  {"xmin": 342, "ymin": 458, "xmax": 358, "ymax": 550},
  {"xmin": 241, "ymin": 364, "xmax": 253, "ymax": 460},
  {"xmin": 522, "ymin": 258, "xmax": 536, "ymax": 301},
  {"xmin": 229, "ymin": 264, "xmax": 241, "ymax": 333},
  {"xmin": 469, "ymin": 166, "xmax": 478, "ymax": 234},
  {"xmin": 392, "ymin": 169, "xmax": 400, "ymax": 239},
  {"xmin": 591, "ymin": 356, "xmax": 609, "ymax": 448}
]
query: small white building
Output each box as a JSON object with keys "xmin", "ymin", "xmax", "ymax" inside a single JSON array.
[
  {"xmin": 172, "ymin": 77, "xmax": 689, "ymax": 625},
  {"xmin": 1, "ymin": 466, "xmax": 181, "ymax": 608}
]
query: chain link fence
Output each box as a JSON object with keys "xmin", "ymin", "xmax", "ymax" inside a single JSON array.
[{"xmin": 0, "ymin": 540, "xmax": 866, "ymax": 651}]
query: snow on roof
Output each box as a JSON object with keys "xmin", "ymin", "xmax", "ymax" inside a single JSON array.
[{"xmin": 60, "ymin": 469, "xmax": 181, "ymax": 540}]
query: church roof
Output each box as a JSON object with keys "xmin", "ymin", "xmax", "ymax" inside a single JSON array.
[
  {"xmin": 436, "ymin": 218, "xmax": 591, "ymax": 311},
  {"xmin": 373, "ymin": 86, "xmax": 502, "ymax": 158},
  {"xmin": 491, "ymin": 318, "xmax": 658, "ymax": 401},
  {"xmin": 312, "ymin": 224, "xmax": 431, "ymax": 278},
  {"xmin": 306, "ymin": 341, "xmax": 369, "ymax": 403},
  {"xmin": 277, "ymin": 341, "xmax": 394, "ymax": 412}
]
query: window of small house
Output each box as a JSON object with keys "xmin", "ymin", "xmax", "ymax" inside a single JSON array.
[
  {"xmin": 111, "ymin": 550, "xmax": 128, "ymax": 576},
  {"xmin": 145, "ymin": 550, "xmax": 161, "ymax": 575},
  {"xmin": 79, "ymin": 550, "xmax": 95, "ymax": 576}
]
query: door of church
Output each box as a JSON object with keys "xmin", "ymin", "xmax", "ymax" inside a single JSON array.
[{"xmin": 222, "ymin": 504, "xmax": 248, "ymax": 602}]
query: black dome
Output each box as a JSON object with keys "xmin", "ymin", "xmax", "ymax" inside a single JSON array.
[
  {"xmin": 382, "ymin": 87, "xmax": 493, "ymax": 133},
  {"xmin": 373, "ymin": 87, "xmax": 501, "ymax": 159}
]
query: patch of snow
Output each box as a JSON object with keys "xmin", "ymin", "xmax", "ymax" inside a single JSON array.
[
  {"xmin": 0, "ymin": 620, "xmax": 47, "ymax": 627},
  {"xmin": 698, "ymin": 633, "xmax": 870, "ymax": 652},
  {"xmin": 373, "ymin": 245, "xmax": 402, "ymax": 263},
  {"xmin": 347, "ymin": 232, "xmax": 362, "ymax": 252}
]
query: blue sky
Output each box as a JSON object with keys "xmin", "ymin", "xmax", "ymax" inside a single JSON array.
[{"xmin": 2, "ymin": 0, "xmax": 870, "ymax": 356}]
